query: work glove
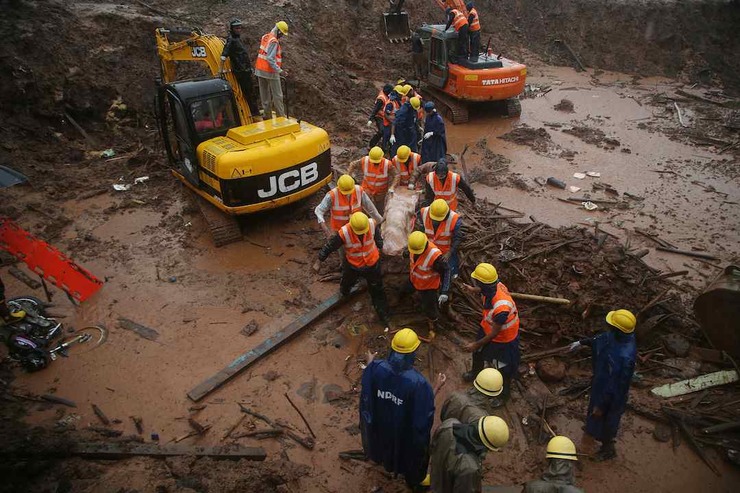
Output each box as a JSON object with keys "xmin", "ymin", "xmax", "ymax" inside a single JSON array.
[
  {"xmin": 389, "ymin": 135, "xmax": 396, "ymax": 145},
  {"xmin": 366, "ymin": 120, "xmax": 374, "ymax": 127},
  {"xmin": 438, "ymin": 294, "xmax": 449, "ymax": 306},
  {"xmin": 424, "ymin": 132, "xmax": 434, "ymax": 140},
  {"xmin": 567, "ymin": 341, "xmax": 582, "ymax": 352},
  {"xmin": 407, "ymin": 183, "xmax": 415, "ymax": 190}
]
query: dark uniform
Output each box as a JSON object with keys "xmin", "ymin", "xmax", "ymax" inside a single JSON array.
[
  {"xmin": 524, "ymin": 459, "xmax": 584, "ymax": 493},
  {"xmin": 221, "ymin": 30, "xmax": 260, "ymax": 116},
  {"xmin": 430, "ymin": 418, "xmax": 486, "ymax": 493}
]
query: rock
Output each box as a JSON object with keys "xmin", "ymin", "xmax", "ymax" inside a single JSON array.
[
  {"xmin": 653, "ymin": 423, "xmax": 671, "ymax": 442},
  {"xmin": 241, "ymin": 320, "xmax": 259, "ymax": 337},
  {"xmin": 554, "ymin": 99, "xmax": 574, "ymax": 112},
  {"xmin": 322, "ymin": 383, "xmax": 347, "ymax": 403},
  {"xmin": 262, "ymin": 370, "xmax": 280, "ymax": 381},
  {"xmin": 662, "ymin": 334, "xmax": 690, "ymax": 357},
  {"xmin": 536, "ymin": 358, "xmax": 566, "ymax": 383},
  {"xmin": 661, "ymin": 357, "xmax": 702, "ymax": 379}
]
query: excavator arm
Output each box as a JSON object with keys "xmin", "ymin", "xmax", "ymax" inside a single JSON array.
[{"xmin": 155, "ymin": 27, "xmax": 254, "ymax": 124}]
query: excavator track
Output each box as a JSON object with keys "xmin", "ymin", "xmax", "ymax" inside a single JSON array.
[
  {"xmin": 421, "ymin": 86, "xmax": 469, "ymax": 124},
  {"xmin": 195, "ymin": 196, "xmax": 243, "ymax": 247}
]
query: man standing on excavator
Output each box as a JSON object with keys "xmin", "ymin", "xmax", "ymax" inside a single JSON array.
[
  {"xmin": 255, "ymin": 21, "xmax": 289, "ymax": 118},
  {"xmin": 445, "ymin": 6, "xmax": 469, "ymax": 60},
  {"xmin": 466, "ymin": 2, "xmax": 482, "ymax": 60},
  {"xmin": 219, "ymin": 19, "xmax": 260, "ymax": 116}
]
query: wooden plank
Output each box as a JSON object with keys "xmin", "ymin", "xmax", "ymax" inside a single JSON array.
[
  {"xmin": 3, "ymin": 443, "xmax": 266, "ymax": 461},
  {"xmin": 9, "ymin": 266, "xmax": 41, "ymax": 289},
  {"xmin": 651, "ymin": 370, "xmax": 739, "ymax": 398},
  {"xmin": 118, "ymin": 318, "xmax": 160, "ymax": 341},
  {"xmin": 655, "ymin": 246, "xmax": 719, "ymax": 261},
  {"xmin": 187, "ymin": 288, "xmax": 360, "ymax": 402}
]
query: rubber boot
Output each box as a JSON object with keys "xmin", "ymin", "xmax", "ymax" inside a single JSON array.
[{"xmin": 593, "ymin": 441, "xmax": 617, "ymax": 461}]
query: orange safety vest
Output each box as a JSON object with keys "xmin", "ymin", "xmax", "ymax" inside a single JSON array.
[
  {"xmin": 469, "ymin": 8, "xmax": 481, "ymax": 31},
  {"xmin": 450, "ymin": 9, "xmax": 468, "ymax": 31},
  {"xmin": 427, "ymin": 171, "xmax": 462, "ymax": 210},
  {"xmin": 375, "ymin": 90, "xmax": 390, "ymax": 118},
  {"xmin": 409, "ymin": 241, "xmax": 443, "ymax": 290},
  {"xmin": 328, "ymin": 185, "xmax": 363, "ymax": 232},
  {"xmin": 361, "ymin": 156, "xmax": 393, "ymax": 195},
  {"xmin": 382, "ymin": 100, "xmax": 401, "ymax": 127},
  {"xmin": 480, "ymin": 282, "xmax": 520, "ymax": 343},
  {"xmin": 421, "ymin": 207, "xmax": 459, "ymax": 254},
  {"xmin": 254, "ymin": 32, "xmax": 282, "ymax": 73},
  {"xmin": 338, "ymin": 219, "xmax": 380, "ymax": 269},
  {"xmin": 392, "ymin": 152, "xmax": 421, "ymax": 186}
]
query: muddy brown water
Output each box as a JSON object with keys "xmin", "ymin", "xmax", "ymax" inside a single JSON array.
[{"xmin": 3, "ymin": 64, "xmax": 739, "ymax": 491}]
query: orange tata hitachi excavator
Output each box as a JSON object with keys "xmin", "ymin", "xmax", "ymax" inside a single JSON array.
[
  {"xmin": 414, "ymin": 0, "xmax": 527, "ymax": 123},
  {"xmin": 154, "ymin": 27, "xmax": 332, "ymax": 246}
]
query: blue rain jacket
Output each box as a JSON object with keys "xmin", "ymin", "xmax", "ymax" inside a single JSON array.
[
  {"xmin": 360, "ymin": 349, "xmax": 435, "ymax": 485},
  {"xmin": 393, "ymin": 102, "xmax": 418, "ymax": 153},
  {"xmin": 585, "ymin": 330, "xmax": 636, "ymax": 442},
  {"xmin": 421, "ymin": 112, "xmax": 447, "ymax": 163}
]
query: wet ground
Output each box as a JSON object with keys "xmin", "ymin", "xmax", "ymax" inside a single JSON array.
[{"xmin": 3, "ymin": 62, "xmax": 739, "ymax": 492}]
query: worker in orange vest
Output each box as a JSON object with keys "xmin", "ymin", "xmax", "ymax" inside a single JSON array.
[
  {"xmin": 318, "ymin": 212, "xmax": 391, "ymax": 329},
  {"xmin": 406, "ymin": 231, "xmax": 451, "ymax": 337},
  {"xmin": 314, "ymin": 174, "xmax": 382, "ymax": 238},
  {"xmin": 348, "ymin": 147, "xmax": 396, "ymax": 215},
  {"xmin": 254, "ymin": 21, "xmax": 288, "ymax": 118},
  {"xmin": 445, "ymin": 6, "xmax": 469, "ymax": 60},
  {"xmin": 461, "ymin": 263, "xmax": 520, "ymax": 401},
  {"xmin": 414, "ymin": 199, "xmax": 463, "ymax": 278},
  {"xmin": 423, "ymin": 158, "xmax": 476, "ymax": 210},
  {"xmin": 466, "ymin": 2, "xmax": 481, "ymax": 60},
  {"xmin": 366, "ymin": 84, "xmax": 394, "ymax": 149},
  {"xmin": 391, "ymin": 145, "xmax": 422, "ymax": 189}
]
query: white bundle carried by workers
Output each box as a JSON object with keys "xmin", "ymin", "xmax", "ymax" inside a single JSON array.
[{"xmin": 381, "ymin": 187, "xmax": 420, "ymax": 256}]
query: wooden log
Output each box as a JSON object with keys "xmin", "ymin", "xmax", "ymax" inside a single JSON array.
[
  {"xmin": 510, "ymin": 292, "xmax": 570, "ymax": 305},
  {"xmin": 284, "ymin": 392, "xmax": 317, "ymax": 439},
  {"xmin": 188, "ymin": 288, "xmax": 360, "ymax": 401},
  {"xmin": 655, "ymin": 246, "xmax": 719, "ymax": 261},
  {"xmin": 675, "ymin": 418, "xmax": 720, "ymax": 476},
  {"xmin": 91, "ymin": 404, "xmax": 110, "ymax": 426},
  {"xmin": 702, "ymin": 420, "xmax": 740, "ymax": 435},
  {"xmin": 651, "ymin": 370, "xmax": 739, "ymax": 398},
  {"xmin": 8, "ymin": 266, "xmax": 42, "ymax": 289},
  {"xmin": 41, "ymin": 394, "xmax": 77, "ymax": 408}
]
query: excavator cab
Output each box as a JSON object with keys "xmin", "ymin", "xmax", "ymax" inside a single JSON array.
[{"xmin": 156, "ymin": 78, "xmax": 239, "ymax": 187}]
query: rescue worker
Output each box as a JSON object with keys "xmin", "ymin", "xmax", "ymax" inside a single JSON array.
[
  {"xmin": 411, "ymin": 31, "xmax": 426, "ymax": 79},
  {"xmin": 466, "ymin": 2, "xmax": 481, "ymax": 60},
  {"xmin": 461, "ymin": 263, "xmax": 520, "ymax": 402},
  {"xmin": 421, "ymin": 102, "xmax": 447, "ymax": 164},
  {"xmin": 568, "ymin": 309, "xmax": 637, "ymax": 461},
  {"xmin": 390, "ymin": 96, "xmax": 421, "ymax": 154},
  {"xmin": 0, "ymin": 276, "xmax": 25, "ymax": 324},
  {"xmin": 254, "ymin": 21, "xmax": 288, "ymax": 118},
  {"xmin": 445, "ymin": 6, "xmax": 469, "ymax": 60},
  {"xmin": 429, "ymin": 415, "xmax": 510, "ymax": 492},
  {"xmin": 391, "ymin": 145, "xmax": 421, "ymax": 188},
  {"xmin": 414, "ymin": 199, "xmax": 463, "ymax": 278},
  {"xmin": 318, "ymin": 212, "xmax": 391, "ymax": 329},
  {"xmin": 314, "ymin": 174, "xmax": 382, "ymax": 237},
  {"xmin": 219, "ymin": 19, "xmax": 260, "ymax": 116},
  {"xmin": 348, "ymin": 147, "xmax": 396, "ymax": 215},
  {"xmin": 439, "ymin": 368, "xmax": 504, "ymax": 423},
  {"xmin": 524, "ymin": 436, "xmax": 584, "ymax": 493},
  {"xmin": 407, "ymin": 231, "xmax": 451, "ymax": 337},
  {"xmin": 382, "ymin": 88, "xmax": 403, "ymax": 151},
  {"xmin": 423, "ymin": 158, "xmax": 476, "ymax": 210},
  {"xmin": 360, "ymin": 328, "xmax": 435, "ymax": 488},
  {"xmin": 367, "ymin": 84, "xmax": 394, "ymax": 149}
]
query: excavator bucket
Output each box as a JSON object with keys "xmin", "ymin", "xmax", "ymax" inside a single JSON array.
[{"xmin": 383, "ymin": 12, "xmax": 411, "ymax": 43}]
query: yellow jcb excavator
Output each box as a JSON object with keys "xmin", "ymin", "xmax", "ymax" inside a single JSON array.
[{"xmin": 154, "ymin": 27, "xmax": 332, "ymax": 246}]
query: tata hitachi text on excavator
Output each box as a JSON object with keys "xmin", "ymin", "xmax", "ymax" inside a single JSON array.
[{"xmin": 154, "ymin": 27, "xmax": 332, "ymax": 245}]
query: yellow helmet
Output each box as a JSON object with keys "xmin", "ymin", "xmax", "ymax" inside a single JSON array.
[
  {"xmin": 392, "ymin": 328, "xmax": 421, "ymax": 353},
  {"xmin": 606, "ymin": 309, "xmax": 636, "ymax": 334},
  {"xmin": 396, "ymin": 145, "xmax": 411, "ymax": 163},
  {"xmin": 408, "ymin": 231, "xmax": 428, "ymax": 255},
  {"xmin": 403, "ymin": 84, "xmax": 413, "ymax": 95},
  {"xmin": 393, "ymin": 84, "xmax": 404, "ymax": 94},
  {"xmin": 410, "ymin": 96, "xmax": 421, "ymax": 110},
  {"xmin": 337, "ymin": 174, "xmax": 355, "ymax": 195},
  {"xmin": 396, "ymin": 78, "xmax": 407, "ymax": 85},
  {"xmin": 546, "ymin": 436, "xmax": 578, "ymax": 461},
  {"xmin": 429, "ymin": 199, "xmax": 450, "ymax": 221},
  {"xmin": 471, "ymin": 263, "xmax": 498, "ymax": 284},
  {"xmin": 368, "ymin": 146, "xmax": 384, "ymax": 164},
  {"xmin": 473, "ymin": 368, "xmax": 503, "ymax": 397},
  {"xmin": 397, "ymin": 85, "xmax": 411, "ymax": 96},
  {"xmin": 349, "ymin": 212, "xmax": 370, "ymax": 235},
  {"xmin": 276, "ymin": 21, "xmax": 289, "ymax": 35},
  {"xmin": 478, "ymin": 416, "xmax": 510, "ymax": 451}
]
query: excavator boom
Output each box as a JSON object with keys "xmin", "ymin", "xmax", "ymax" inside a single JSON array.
[{"xmin": 155, "ymin": 28, "xmax": 254, "ymax": 124}]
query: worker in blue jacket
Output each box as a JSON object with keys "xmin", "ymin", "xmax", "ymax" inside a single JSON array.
[
  {"xmin": 360, "ymin": 328, "xmax": 435, "ymax": 488},
  {"xmin": 390, "ymin": 97, "xmax": 421, "ymax": 154},
  {"xmin": 568, "ymin": 309, "xmax": 637, "ymax": 461},
  {"xmin": 421, "ymin": 102, "xmax": 447, "ymax": 164}
]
